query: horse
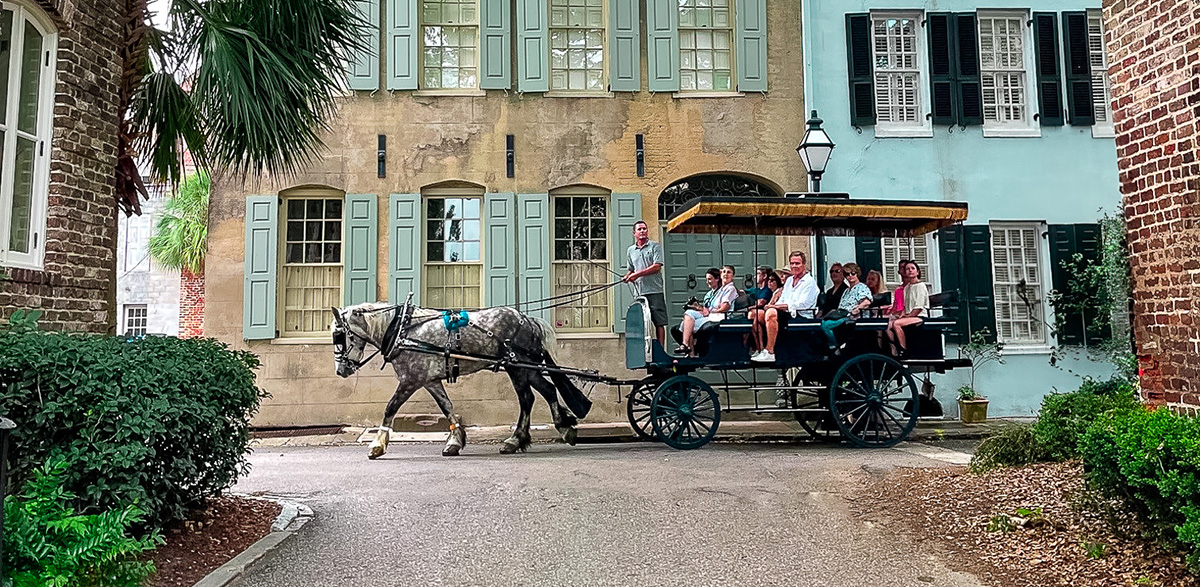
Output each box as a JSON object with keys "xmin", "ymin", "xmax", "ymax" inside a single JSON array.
[{"xmin": 330, "ymin": 302, "xmax": 592, "ymax": 458}]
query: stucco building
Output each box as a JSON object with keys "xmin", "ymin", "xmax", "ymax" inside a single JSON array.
[{"xmin": 116, "ymin": 181, "xmax": 181, "ymax": 337}]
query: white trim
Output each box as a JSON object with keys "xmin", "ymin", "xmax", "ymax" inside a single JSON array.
[
  {"xmin": 1087, "ymin": 9, "xmax": 1115, "ymax": 139},
  {"xmin": 412, "ymin": 89, "xmax": 487, "ymax": 97},
  {"xmin": 977, "ymin": 10, "xmax": 1040, "ymax": 139},
  {"xmin": 671, "ymin": 91, "xmax": 745, "ymax": 99},
  {"xmin": 545, "ymin": 90, "xmax": 615, "ymax": 98},
  {"xmin": 869, "ymin": 10, "xmax": 933, "ymax": 139}
]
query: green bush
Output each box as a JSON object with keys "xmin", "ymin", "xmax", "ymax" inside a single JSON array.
[
  {"xmin": 1079, "ymin": 407, "xmax": 1200, "ymax": 567},
  {"xmin": 4, "ymin": 460, "xmax": 162, "ymax": 587},
  {"xmin": 969, "ymin": 423, "xmax": 1049, "ymax": 474},
  {"xmin": 1033, "ymin": 377, "xmax": 1140, "ymax": 461},
  {"xmin": 0, "ymin": 319, "xmax": 267, "ymax": 528}
]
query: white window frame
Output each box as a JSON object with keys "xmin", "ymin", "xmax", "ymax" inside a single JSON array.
[
  {"xmin": 977, "ymin": 10, "xmax": 1039, "ymax": 138},
  {"xmin": 676, "ymin": 0, "xmax": 736, "ymax": 95},
  {"xmin": 869, "ymin": 11, "xmax": 933, "ymax": 139},
  {"xmin": 422, "ymin": 187, "xmax": 485, "ymax": 310},
  {"xmin": 123, "ymin": 305, "xmax": 148, "ymax": 337},
  {"xmin": 1087, "ymin": 9, "xmax": 1114, "ymax": 138},
  {"xmin": 989, "ymin": 221, "xmax": 1052, "ymax": 351},
  {"xmin": 417, "ymin": 0, "xmax": 482, "ymax": 94},
  {"xmin": 550, "ymin": 186, "xmax": 611, "ymax": 332},
  {"xmin": 0, "ymin": 1, "xmax": 57, "ymax": 270},
  {"xmin": 547, "ymin": 0, "xmax": 607, "ymax": 96},
  {"xmin": 277, "ymin": 191, "xmax": 345, "ymax": 337}
]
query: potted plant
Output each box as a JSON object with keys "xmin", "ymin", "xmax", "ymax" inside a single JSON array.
[{"xmin": 956, "ymin": 328, "xmax": 1004, "ymax": 423}]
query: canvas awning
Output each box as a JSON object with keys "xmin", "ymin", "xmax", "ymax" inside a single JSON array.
[{"xmin": 664, "ymin": 194, "xmax": 969, "ymax": 237}]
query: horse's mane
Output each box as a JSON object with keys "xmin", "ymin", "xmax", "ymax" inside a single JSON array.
[{"xmin": 337, "ymin": 302, "xmax": 451, "ymax": 343}]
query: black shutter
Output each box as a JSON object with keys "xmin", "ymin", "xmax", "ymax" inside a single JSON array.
[
  {"xmin": 855, "ymin": 237, "xmax": 883, "ymax": 277},
  {"xmin": 1063, "ymin": 11, "xmax": 1095, "ymax": 126},
  {"xmin": 938, "ymin": 226, "xmax": 968, "ymax": 343},
  {"xmin": 846, "ymin": 14, "xmax": 875, "ymax": 127},
  {"xmin": 1075, "ymin": 223, "xmax": 1109, "ymax": 341},
  {"xmin": 1048, "ymin": 224, "xmax": 1083, "ymax": 345},
  {"xmin": 1033, "ymin": 13, "xmax": 1065, "ymax": 126},
  {"xmin": 955, "ymin": 13, "xmax": 983, "ymax": 126},
  {"xmin": 928, "ymin": 13, "xmax": 957, "ymax": 126},
  {"xmin": 963, "ymin": 225, "xmax": 996, "ymax": 343}
]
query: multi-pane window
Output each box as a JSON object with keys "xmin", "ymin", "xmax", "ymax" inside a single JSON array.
[
  {"xmin": 124, "ymin": 305, "xmax": 148, "ymax": 337},
  {"xmin": 424, "ymin": 196, "xmax": 482, "ymax": 309},
  {"xmin": 881, "ymin": 236, "xmax": 931, "ymax": 290},
  {"xmin": 552, "ymin": 194, "xmax": 609, "ymax": 331},
  {"xmin": 679, "ymin": 0, "xmax": 733, "ymax": 92},
  {"xmin": 990, "ymin": 224, "xmax": 1045, "ymax": 345},
  {"xmin": 978, "ymin": 14, "xmax": 1029, "ymax": 127},
  {"xmin": 122, "ymin": 210, "xmax": 151, "ymax": 272},
  {"xmin": 0, "ymin": 3, "xmax": 55, "ymax": 269},
  {"xmin": 549, "ymin": 0, "xmax": 604, "ymax": 92},
  {"xmin": 281, "ymin": 198, "xmax": 343, "ymax": 335},
  {"xmin": 871, "ymin": 15, "xmax": 921, "ymax": 127},
  {"xmin": 421, "ymin": 0, "xmax": 478, "ymax": 90},
  {"xmin": 1087, "ymin": 10, "xmax": 1113, "ymax": 131}
]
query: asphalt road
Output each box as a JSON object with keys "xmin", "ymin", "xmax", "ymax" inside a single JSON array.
[{"xmin": 231, "ymin": 442, "xmax": 985, "ymax": 587}]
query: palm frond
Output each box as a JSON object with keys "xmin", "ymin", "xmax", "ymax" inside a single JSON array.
[{"xmin": 148, "ymin": 171, "xmax": 210, "ymax": 274}]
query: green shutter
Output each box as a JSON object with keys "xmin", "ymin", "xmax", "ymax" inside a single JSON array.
[
  {"xmin": 348, "ymin": 0, "xmax": 380, "ymax": 90},
  {"xmin": 343, "ymin": 194, "xmax": 378, "ymax": 305},
  {"xmin": 937, "ymin": 226, "xmax": 968, "ymax": 343},
  {"xmin": 479, "ymin": 0, "xmax": 511, "ymax": 89},
  {"xmin": 963, "ymin": 225, "xmax": 996, "ymax": 343},
  {"xmin": 388, "ymin": 193, "xmax": 421, "ymax": 304},
  {"xmin": 243, "ymin": 196, "xmax": 278, "ymax": 340},
  {"xmin": 1075, "ymin": 223, "xmax": 1108, "ymax": 341},
  {"xmin": 517, "ymin": 194, "xmax": 551, "ymax": 320},
  {"xmin": 386, "ymin": 0, "xmax": 418, "ymax": 90},
  {"xmin": 854, "ymin": 237, "xmax": 883, "ymax": 277},
  {"xmin": 611, "ymin": 193, "xmax": 642, "ymax": 333},
  {"xmin": 928, "ymin": 13, "xmax": 956, "ymax": 125},
  {"xmin": 516, "ymin": 0, "xmax": 549, "ymax": 92},
  {"xmin": 954, "ymin": 13, "xmax": 983, "ymax": 126},
  {"xmin": 609, "ymin": 0, "xmax": 640, "ymax": 91},
  {"xmin": 1048, "ymin": 224, "xmax": 1083, "ymax": 345},
  {"xmin": 735, "ymin": 0, "xmax": 767, "ymax": 92},
  {"xmin": 485, "ymin": 192, "xmax": 517, "ymax": 306},
  {"xmin": 846, "ymin": 14, "xmax": 874, "ymax": 126},
  {"xmin": 1062, "ymin": 11, "xmax": 1095, "ymax": 126},
  {"xmin": 646, "ymin": 0, "xmax": 679, "ymax": 92},
  {"xmin": 1033, "ymin": 13, "xmax": 1065, "ymax": 126}
]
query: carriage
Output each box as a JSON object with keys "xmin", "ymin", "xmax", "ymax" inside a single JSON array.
[{"xmin": 617, "ymin": 193, "xmax": 972, "ymax": 450}]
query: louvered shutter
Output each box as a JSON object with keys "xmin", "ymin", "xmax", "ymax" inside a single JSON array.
[
  {"xmin": 1033, "ymin": 13, "xmax": 1065, "ymax": 126},
  {"xmin": 1063, "ymin": 11, "xmax": 1095, "ymax": 126},
  {"xmin": 938, "ymin": 226, "xmax": 967, "ymax": 343},
  {"xmin": 955, "ymin": 13, "xmax": 983, "ymax": 126},
  {"xmin": 609, "ymin": 0, "xmax": 640, "ymax": 91},
  {"xmin": 517, "ymin": 194, "xmax": 551, "ymax": 320},
  {"xmin": 735, "ymin": 0, "xmax": 767, "ymax": 92},
  {"xmin": 479, "ymin": 0, "xmax": 512, "ymax": 89},
  {"xmin": 243, "ymin": 196, "xmax": 278, "ymax": 340},
  {"xmin": 1048, "ymin": 224, "xmax": 1082, "ymax": 345},
  {"xmin": 347, "ymin": 0, "xmax": 380, "ymax": 90},
  {"xmin": 854, "ymin": 237, "xmax": 883, "ymax": 277},
  {"xmin": 343, "ymin": 194, "xmax": 379, "ymax": 305},
  {"xmin": 1075, "ymin": 223, "xmax": 1108, "ymax": 341},
  {"xmin": 927, "ymin": 13, "xmax": 956, "ymax": 126},
  {"xmin": 485, "ymin": 193, "xmax": 517, "ymax": 306},
  {"xmin": 845, "ymin": 14, "xmax": 874, "ymax": 126},
  {"xmin": 516, "ymin": 0, "xmax": 549, "ymax": 92},
  {"xmin": 964, "ymin": 225, "xmax": 996, "ymax": 343},
  {"xmin": 646, "ymin": 0, "xmax": 680, "ymax": 92},
  {"xmin": 388, "ymin": 193, "xmax": 422, "ymax": 304},
  {"xmin": 386, "ymin": 0, "xmax": 418, "ymax": 90},
  {"xmin": 612, "ymin": 193, "xmax": 642, "ymax": 333}
]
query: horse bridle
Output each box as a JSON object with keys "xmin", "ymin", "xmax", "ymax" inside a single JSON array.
[{"xmin": 331, "ymin": 307, "xmax": 381, "ymax": 370}]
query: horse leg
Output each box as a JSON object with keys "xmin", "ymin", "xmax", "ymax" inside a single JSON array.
[
  {"xmin": 370, "ymin": 385, "xmax": 419, "ymax": 460},
  {"xmin": 530, "ymin": 372, "xmax": 578, "ymax": 446},
  {"xmin": 500, "ymin": 370, "xmax": 536, "ymax": 454},
  {"xmin": 425, "ymin": 381, "xmax": 466, "ymax": 457}
]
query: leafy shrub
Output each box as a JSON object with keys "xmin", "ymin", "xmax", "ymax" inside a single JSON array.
[
  {"xmin": 969, "ymin": 423, "xmax": 1049, "ymax": 473},
  {"xmin": 0, "ymin": 321, "xmax": 267, "ymax": 528},
  {"xmin": 4, "ymin": 460, "xmax": 162, "ymax": 587},
  {"xmin": 1079, "ymin": 407, "xmax": 1200, "ymax": 567},
  {"xmin": 1033, "ymin": 377, "xmax": 1140, "ymax": 461}
]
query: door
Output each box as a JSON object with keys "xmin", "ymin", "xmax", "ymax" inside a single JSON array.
[{"xmin": 663, "ymin": 231, "xmax": 776, "ymax": 312}]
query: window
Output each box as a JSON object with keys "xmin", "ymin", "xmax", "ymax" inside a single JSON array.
[
  {"xmin": 0, "ymin": 2, "xmax": 56, "ymax": 270},
  {"xmin": 870, "ymin": 13, "xmax": 930, "ymax": 137},
  {"xmin": 679, "ymin": 0, "xmax": 733, "ymax": 92},
  {"xmin": 280, "ymin": 198, "xmax": 343, "ymax": 336},
  {"xmin": 1087, "ymin": 10, "xmax": 1114, "ymax": 137},
  {"xmin": 424, "ymin": 195, "xmax": 482, "ymax": 309},
  {"xmin": 124, "ymin": 305, "xmax": 148, "ymax": 337},
  {"xmin": 990, "ymin": 223, "xmax": 1046, "ymax": 345},
  {"xmin": 881, "ymin": 236, "xmax": 933, "ymax": 290},
  {"xmin": 121, "ymin": 210, "xmax": 151, "ymax": 272},
  {"xmin": 549, "ymin": 0, "xmax": 604, "ymax": 92},
  {"xmin": 552, "ymin": 191, "xmax": 609, "ymax": 331},
  {"xmin": 420, "ymin": 0, "xmax": 478, "ymax": 90},
  {"xmin": 978, "ymin": 11, "xmax": 1036, "ymax": 136}
]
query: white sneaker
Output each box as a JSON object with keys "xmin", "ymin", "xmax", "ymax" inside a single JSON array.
[
  {"xmin": 749, "ymin": 350, "xmax": 763, "ymax": 361},
  {"xmin": 752, "ymin": 350, "xmax": 776, "ymax": 363}
]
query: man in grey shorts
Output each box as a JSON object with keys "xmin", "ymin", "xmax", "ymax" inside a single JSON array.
[{"xmin": 622, "ymin": 220, "xmax": 667, "ymax": 345}]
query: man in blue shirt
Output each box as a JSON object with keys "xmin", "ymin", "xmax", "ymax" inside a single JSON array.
[{"xmin": 622, "ymin": 220, "xmax": 667, "ymax": 345}]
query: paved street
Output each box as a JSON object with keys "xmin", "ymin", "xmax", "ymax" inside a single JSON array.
[{"xmin": 231, "ymin": 442, "xmax": 984, "ymax": 587}]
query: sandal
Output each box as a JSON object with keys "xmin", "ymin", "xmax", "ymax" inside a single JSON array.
[{"xmin": 674, "ymin": 344, "xmax": 691, "ymax": 355}]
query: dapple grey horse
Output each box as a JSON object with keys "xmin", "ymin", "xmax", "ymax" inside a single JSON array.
[{"xmin": 331, "ymin": 302, "xmax": 592, "ymax": 458}]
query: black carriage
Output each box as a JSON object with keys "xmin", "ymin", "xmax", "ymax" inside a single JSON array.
[{"xmin": 622, "ymin": 194, "xmax": 972, "ymax": 450}]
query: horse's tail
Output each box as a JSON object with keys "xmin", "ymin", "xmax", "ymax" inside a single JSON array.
[{"xmin": 530, "ymin": 316, "xmax": 592, "ymax": 419}]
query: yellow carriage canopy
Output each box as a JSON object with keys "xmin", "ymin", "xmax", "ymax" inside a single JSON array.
[{"xmin": 665, "ymin": 193, "xmax": 969, "ymax": 238}]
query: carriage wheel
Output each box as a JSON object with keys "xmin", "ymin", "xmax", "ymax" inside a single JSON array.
[
  {"xmin": 626, "ymin": 380, "xmax": 659, "ymax": 441},
  {"xmin": 780, "ymin": 369, "xmax": 842, "ymax": 442},
  {"xmin": 650, "ymin": 375, "xmax": 721, "ymax": 450},
  {"xmin": 828, "ymin": 354, "xmax": 919, "ymax": 448}
]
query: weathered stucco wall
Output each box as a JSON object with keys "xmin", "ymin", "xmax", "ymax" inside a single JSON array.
[{"xmin": 207, "ymin": 3, "xmax": 809, "ymax": 427}]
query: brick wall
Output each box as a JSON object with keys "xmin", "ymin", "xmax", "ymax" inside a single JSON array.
[
  {"xmin": 0, "ymin": 0, "xmax": 123, "ymax": 333},
  {"xmin": 1102, "ymin": 0, "xmax": 1200, "ymax": 408},
  {"xmin": 179, "ymin": 268, "xmax": 204, "ymax": 338}
]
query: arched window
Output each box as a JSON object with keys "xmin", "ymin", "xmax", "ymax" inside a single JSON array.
[
  {"xmin": 279, "ymin": 185, "xmax": 347, "ymax": 336},
  {"xmin": 658, "ymin": 174, "xmax": 779, "ymax": 220},
  {"xmin": 0, "ymin": 1, "xmax": 57, "ymax": 269}
]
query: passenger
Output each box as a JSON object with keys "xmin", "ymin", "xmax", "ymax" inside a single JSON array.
[
  {"xmin": 678, "ymin": 265, "xmax": 738, "ymax": 357},
  {"xmin": 886, "ymin": 260, "xmax": 930, "ymax": 357},
  {"xmin": 864, "ymin": 269, "xmax": 888, "ymax": 318},
  {"xmin": 879, "ymin": 260, "xmax": 908, "ymax": 347},
  {"xmin": 753, "ymin": 251, "xmax": 819, "ymax": 363},
  {"xmin": 818, "ymin": 263, "xmax": 848, "ymax": 316},
  {"xmin": 821, "ymin": 262, "xmax": 873, "ymax": 351},
  {"xmin": 748, "ymin": 269, "xmax": 784, "ymax": 352}
]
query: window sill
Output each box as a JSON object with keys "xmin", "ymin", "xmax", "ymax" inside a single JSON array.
[
  {"xmin": 271, "ymin": 337, "xmax": 332, "ymax": 345},
  {"xmin": 0, "ymin": 260, "xmax": 42, "ymax": 272},
  {"xmin": 982, "ymin": 126, "xmax": 1042, "ymax": 138},
  {"xmin": 556, "ymin": 331, "xmax": 620, "ymax": 340},
  {"xmin": 412, "ymin": 89, "xmax": 486, "ymax": 97},
  {"xmin": 672, "ymin": 91, "xmax": 745, "ymax": 99},
  {"xmin": 545, "ymin": 90, "xmax": 614, "ymax": 98},
  {"xmin": 874, "ymin": 127, "xmax": 934, "ymax": 139},
  {"xmin": 1092, "ymin": 125, "xmax": 1116, "ymax": 139},
  {"xmin": 996, "ymin": 344, "xmax": 1052, "ymax": 356}
]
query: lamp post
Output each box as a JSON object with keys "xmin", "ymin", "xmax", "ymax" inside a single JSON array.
[{"xmin": 796, "ymin": 110, "xmax": 836, "ymax": 287}]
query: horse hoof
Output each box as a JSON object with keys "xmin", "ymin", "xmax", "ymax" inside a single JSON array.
[
  {"xmin": 368, "ymin": 445, "xmax": 385, "ymax": 460},
  {"xmin": 499, "ymin": 442, "xmax": 519, "ymax": 455},
  {"xmin": 562, "ymin": 428, "xmax": 578, "ymax": 446},
  {"xmin": 442, "ymin": 445, "xmax": 461, "ymax": 457}
]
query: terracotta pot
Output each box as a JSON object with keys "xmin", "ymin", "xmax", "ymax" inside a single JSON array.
[{"xmin": 958, "ymin": 398, "xmax": 990, "ymax": 423}]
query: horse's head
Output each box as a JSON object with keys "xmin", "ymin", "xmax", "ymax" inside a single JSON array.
[{"xmin": 330, "ymin": 306, "xmax": 370, "ymax": 378}]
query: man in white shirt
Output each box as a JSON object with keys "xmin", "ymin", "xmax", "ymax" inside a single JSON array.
[{"xmin": 752, "ymin": 250, "xmax": 819, "ymax": 363}]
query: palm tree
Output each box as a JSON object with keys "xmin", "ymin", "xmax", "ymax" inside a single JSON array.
[{"xmin": 148, "ymin": 171, "xmax": 210, "ymax": 337}]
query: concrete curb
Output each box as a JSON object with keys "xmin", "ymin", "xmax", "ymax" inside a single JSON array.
[{"xmin": 192, "ymin": 495, "xmax": 313, "ymax": 587}]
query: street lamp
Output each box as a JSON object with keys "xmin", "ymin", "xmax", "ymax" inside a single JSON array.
[{"xmin": 796, "ymin": 110, "xmax": 835, "ymax": 192}]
